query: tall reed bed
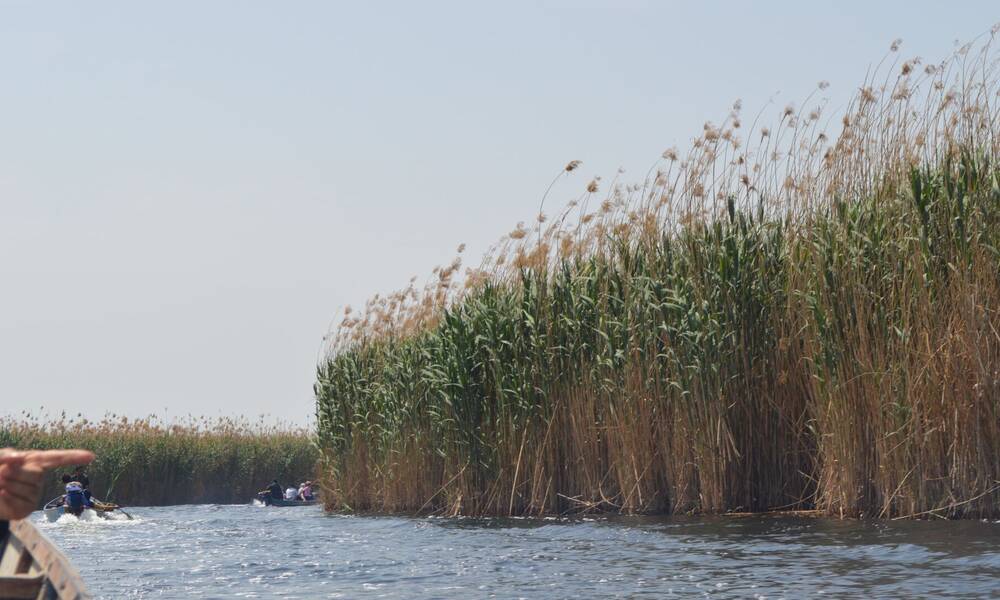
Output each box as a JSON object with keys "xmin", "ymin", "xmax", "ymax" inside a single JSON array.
[
  {"xmin": 1, "ymin": 413, "xmax": 318, "ymax": 506},
  {"xmin": 316, "ymin": 32, "xmax": 1000, "ymax": 518}
]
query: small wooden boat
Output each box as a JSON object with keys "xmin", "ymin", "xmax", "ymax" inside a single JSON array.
[
  {"xmin": 255, "ymin": 494, "xmax": 319, "ymax": 507},
  {"xmin": 0, "ymin": 519, "xmax": 91, "ymax": 599},
  {"xmin": 42, "ymin": 498, "xmax": 124, "ymax": 523}
]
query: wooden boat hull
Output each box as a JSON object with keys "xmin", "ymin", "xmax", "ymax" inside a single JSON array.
[
  {"xmin": 256, "ymin": 496, "xmax": 319, "ymax": 507},
  {"xmin": 0, "ymin": 519, "xmax": 90, "ymax": 599}
]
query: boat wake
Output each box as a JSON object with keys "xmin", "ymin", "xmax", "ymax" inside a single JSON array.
[{"xmin": 36, "ymin": 509, "xmax": 142, "ymax": 528}]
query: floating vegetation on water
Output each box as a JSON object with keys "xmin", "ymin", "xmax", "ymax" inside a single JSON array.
[
  {"xmin": 316, "ymin": 31, "xmax": 1000, "ymax": 518},
  {"xmin": 1, "ymin": 412, "xmax": 318, "ymax": 506}
]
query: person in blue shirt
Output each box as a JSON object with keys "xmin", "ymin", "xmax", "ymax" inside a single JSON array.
[
  {"xmin": 63, "ymin": 479, "xmax": 87, "ymax": 516},
  {"xmin": 61, "ymin": 474, "xmax": 94, "ymax": 515},
  {"xmin": 68, "ymin": 466, "xmax": 92, "ymax": 503}
]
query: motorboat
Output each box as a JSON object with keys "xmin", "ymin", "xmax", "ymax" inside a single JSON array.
[
  {"xmin": 254, "ymin": 493, "xmax": 318, "ymax": 507},
  {"xmin": 42, "ymin": 497, "xmax": 129, "ymax": 522}
]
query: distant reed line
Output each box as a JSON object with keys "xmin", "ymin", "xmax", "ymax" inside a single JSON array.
[
  {"xmin": 2, "ymin": 414, "xmax": 318, "ymax": 506},
  {"xmin": 316, "ymin": 32, "xmax": 1000, "ymax": 518}
]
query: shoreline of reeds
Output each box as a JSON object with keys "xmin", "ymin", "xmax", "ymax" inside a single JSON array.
[
  {"xmin": 1, "ymin": 413, "xmax": 318, "ymax": 507},
  {"xmin": 315, "ymin": 31, "xmax": 1000, "ymax": 519}
]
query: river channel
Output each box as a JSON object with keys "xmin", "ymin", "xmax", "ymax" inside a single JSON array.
[{"xmin": 34, "ymin": 504, "xmax": 1000, "ymax": 598}]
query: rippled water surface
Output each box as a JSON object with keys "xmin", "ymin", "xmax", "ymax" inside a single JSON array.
[{"xmin": 34, "ymin": 504, "xmax": 1000, "ymax": 598}]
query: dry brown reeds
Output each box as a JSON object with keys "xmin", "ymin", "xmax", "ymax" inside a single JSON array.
[
  {"xmin": 1, "ymin": 412, "xmax": 317, "ymax": 506},
  {"xmin": 316, "ymin": 30, "xmax": 1000, "ymax": 518}
]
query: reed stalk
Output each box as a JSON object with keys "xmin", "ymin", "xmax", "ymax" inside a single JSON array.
[
  {"xmin": 1, "ymin": 413, "xmax": 317, "ymax": 506},
  {"xmin": 316, "ymin": 32, "xmax": 1000, "ymax": 518}
]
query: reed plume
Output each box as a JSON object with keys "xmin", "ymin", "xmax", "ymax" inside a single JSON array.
[
  {"xmin": 1, "ymin": 412, "xmax": 317, "ymax": 506},
  {"xmin": 316, "ymin": 31, "xmax": 1000, "ymax": 518}
]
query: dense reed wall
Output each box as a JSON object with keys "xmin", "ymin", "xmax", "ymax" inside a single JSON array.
[
  {"xmin": 316, "ymin": 35, "xmax": 1000, "ymax": 518},
  {"xmin": 1, "ymin": 415, "xmax": 318, "ymax": 506}
]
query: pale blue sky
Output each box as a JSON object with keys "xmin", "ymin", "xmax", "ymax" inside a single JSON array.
[{"xmin": 1, "ymin": 2, "xmax": 996, "ymax": 424}]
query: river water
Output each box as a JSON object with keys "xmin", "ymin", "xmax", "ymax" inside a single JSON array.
[{"xmin": 34, "ymin": 504, "xmax": 1000, "ymax": 598}]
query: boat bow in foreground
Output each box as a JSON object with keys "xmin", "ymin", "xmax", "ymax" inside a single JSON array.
[{"xmin": 0, "ymin": 519, "xmax": 90, "ymax": 599}]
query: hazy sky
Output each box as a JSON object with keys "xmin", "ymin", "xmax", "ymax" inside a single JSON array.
[{"xmin": 1, "ymin": 1, "xmax": 996, "ymax": 424}]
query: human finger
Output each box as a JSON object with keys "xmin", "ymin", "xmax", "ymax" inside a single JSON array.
[
  {"xmin": 0, "ymin": 477, "xmax": 41, "ymax": 503},
  {"xmin": 23, "ymin": 449, "xmax": 95, "ymax": 470},
  {"xmin": 0, "ymin": 465, "xmax": 44, "ymax": 486},
  {"xmin": 0, "ymin": 449, "xmax": 26, "ymax": 467},
  {"xmin": 0, "ymin": 487, "xmax": 37, "ymax": 511}
]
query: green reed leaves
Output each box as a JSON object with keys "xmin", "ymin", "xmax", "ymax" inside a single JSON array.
[
  {"xmin": 317, "ymin": 35, "xmax": 1000, "ymax": 518},
  {"xmin": 1, "ymin": 414, "xmax": 317, "ymax": 506}
]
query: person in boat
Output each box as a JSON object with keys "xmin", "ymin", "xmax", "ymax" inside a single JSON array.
[
  {"xmin": 70, "ymin": 465, "xmax": 92, "ymax": 503},
  {"xmin": 0, "ymin": 448, "xmax": 95, "ymax": 522},
  {"xmin": 60, "ymin": 473, "xmax": 100, "ymax": 517},
  {"xmin": 257, "ymin": 479, "xmax": 283, "ymax": 503},
  {"xmin": 62, "ymin": 478, "xmax": 93, "ymax": 516},
  {"xmin": 284, "ymin": 485, "xmax": 298, "ymax": 500},
  {"xmin": 297, "ymin": 481, "xmax": 314, "ymax": 501}
]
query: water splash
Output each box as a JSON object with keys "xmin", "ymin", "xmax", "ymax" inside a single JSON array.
[{"xmin": 37, "ymin": 509, "xmax": 143, "ymax": 529}]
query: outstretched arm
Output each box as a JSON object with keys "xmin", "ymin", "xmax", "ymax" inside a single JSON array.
[{"xmin": 0, "ymin": 448, "xmax": 95, "ymax": 520}]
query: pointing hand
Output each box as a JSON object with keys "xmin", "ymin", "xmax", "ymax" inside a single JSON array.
[{"xmin": 0, "ymin": 448, "xmax": 95, "ymax": 521}]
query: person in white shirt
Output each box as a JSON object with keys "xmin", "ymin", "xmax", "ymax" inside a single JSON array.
[{"xmin": 284, "ymin": 486, "xmax": 298, "ymax": 500}]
